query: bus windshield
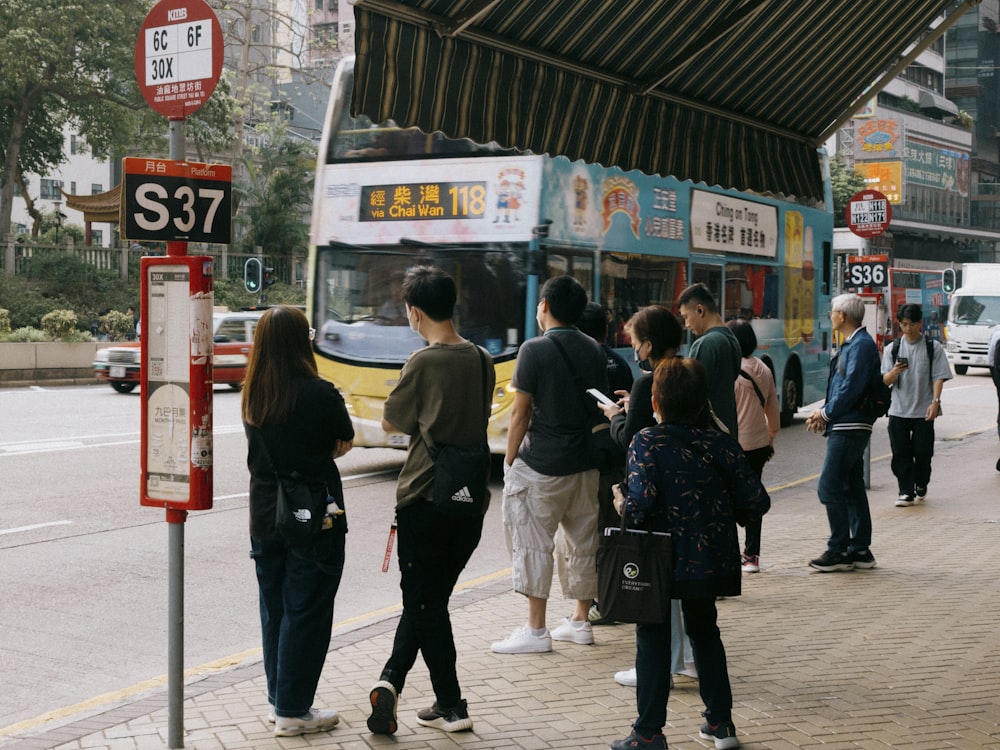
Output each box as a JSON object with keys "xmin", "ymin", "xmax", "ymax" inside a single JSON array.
[
  {"xmin": 327, "ymin": 64, "xmax": 521, "ymax": 164},
  {"xmin": 312, "ymin": 244, "xmax": 528, "ymax": 364}
]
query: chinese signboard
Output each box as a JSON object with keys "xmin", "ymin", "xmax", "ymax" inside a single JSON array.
[
  {"xmin": 854, "ymin": 161, "xmax": 903, "ymax": 204},
  {"xmin": 359, "ymin": 181, "xmax": 487, "ymax": 222}
]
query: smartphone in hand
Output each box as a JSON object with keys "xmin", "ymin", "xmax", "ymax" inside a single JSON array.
[
  {"xmin": 897, "ymin": 357, "xmax": 909, "ymax": 367},
  {"xmin": 587, "ymin": 387, "xmax": 617, "ymax": 407}
]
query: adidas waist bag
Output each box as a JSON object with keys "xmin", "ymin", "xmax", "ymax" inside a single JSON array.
[{"xmin": 430, "ymin": 442, "xmax": 491, "ymax": 517}]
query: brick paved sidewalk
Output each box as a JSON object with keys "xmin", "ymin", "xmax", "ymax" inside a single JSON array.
[{"xmin": 8, "ymin": 429, "xmax": 1000, "ymax": 749}]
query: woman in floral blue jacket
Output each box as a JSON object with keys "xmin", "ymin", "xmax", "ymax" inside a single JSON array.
[{"xmin": 609, "ymin": 357, "xmax": 770, "ymax": 750}]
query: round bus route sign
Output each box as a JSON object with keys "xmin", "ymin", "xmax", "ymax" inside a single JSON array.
[
  {"xmin": 135, "ymin": 0, "xmax": 223, "ymax": 119},
  {"xmin": 846, "ymin": 189, "xmax": 892, "ymax": 239}
]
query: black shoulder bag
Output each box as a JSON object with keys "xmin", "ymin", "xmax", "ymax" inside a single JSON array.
[
  {"xmin": 550, "ymin": 336, "xmax": 621, "ymax": 472},
  {"xmin": 429, "ymin": 346, "xmax": 492, "ymax": 517},
  {"xmin": 256, "ymin": 431, "xmax": 329, "ymax": 542}
]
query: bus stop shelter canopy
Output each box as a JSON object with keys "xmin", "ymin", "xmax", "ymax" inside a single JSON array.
[{"xmin": 351, "ymin": 0, "xmax": 977, "ymax": 206}]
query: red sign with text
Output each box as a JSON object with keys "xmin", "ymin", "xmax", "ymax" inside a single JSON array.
[{"xmin": 135, "ymin": 0, "xmax": 223, "ymax": 118}]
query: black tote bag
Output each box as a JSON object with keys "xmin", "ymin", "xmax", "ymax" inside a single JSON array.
[{"xmin": 597, "ymin": 512, "xmax": 672, "ymax": 624}]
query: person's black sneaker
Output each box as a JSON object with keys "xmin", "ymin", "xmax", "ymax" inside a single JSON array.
[
  {"xmin": 415, "ymin": 699, "xmax": 473, "ymax": 732},
  {"xmin": 609, "ymin": 731, "xmax": 667, "ymax": 749},
  {"xmin": 852, "ymin": 548, "xmax": 877, "ymax": 569},
  {"xmin": 894, "ymin": 493, "xmax": 915, "ymax": 507},
  {"xmin": 366, "ymin": 681, "xmax": 397, "ymax": 735},
  {"xmin": 809, "ymin": 550, "xmax": 854, "ymax": 572},
  {"xmin": 699, "ymin": 720, "xmax": 740, "ymax": 749}
]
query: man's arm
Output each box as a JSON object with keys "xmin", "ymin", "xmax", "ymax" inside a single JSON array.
[{"xmin": 505, "ymin": 391, "xmax": 532, "ymax": 467}]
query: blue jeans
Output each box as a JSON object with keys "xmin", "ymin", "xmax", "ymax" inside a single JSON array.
[
  {"xmin": 379, "ymin": 501, "xmax": 483, "ymax": 708},
  {"xmin": 817, "ymin": 430, "xmax": 872, "ymax": 553},
  {"xmin": 634, "ymin": 598, "xmax": 732, "ymax": 735},
  {"xmin": 250, "ymin": 523, "xmax": 346, "ymax": 717},
  {"xmin": 887, "ymin": 416, "xmax": 935, "ymax": 495}
]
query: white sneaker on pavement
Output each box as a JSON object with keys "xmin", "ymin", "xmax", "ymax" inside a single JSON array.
[
  {"xmin": 614, "ymin": 667, "xmax": 674, "ymax": 689},
  {"xmin": 614, "ymin": 667, "xmax": 637, "ymax": 686},
  {"xmin": 490, "ymin": 624, "xmax": 552, "ymax": 654},
  {"xmin": 273, "ymin": 708, "xmax": 340, "ymax": 737},
  {"xmin": 550, "ymin": 617, "xmax": 594, "ymax": 644}
]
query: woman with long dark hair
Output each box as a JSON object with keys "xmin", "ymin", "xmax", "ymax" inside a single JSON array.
[{"xmin": 242, "ymin": 305, "xmax": 354, "ymax": 738}]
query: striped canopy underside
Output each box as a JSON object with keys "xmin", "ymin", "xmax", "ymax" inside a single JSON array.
[{"xmin": 352, "ymin": 0, "xmax": 969, "ymax": 205}]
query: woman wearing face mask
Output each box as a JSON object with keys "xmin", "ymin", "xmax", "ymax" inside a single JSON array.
[{"xmin": 598, "ymin": 306, "xmax": 683, "ymax": 451}]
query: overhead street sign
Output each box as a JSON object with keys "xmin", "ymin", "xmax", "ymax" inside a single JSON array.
[
  {"xmin": 121, "ymin": 157, "xmax": 232, "ymax": 244},
  {"xmin": 135, "ymin": 0, "xmax": 223, "ymax": 118},
  {"xmin": 845, "ymin": 189, "xmax": 892, "ymax": 239}
]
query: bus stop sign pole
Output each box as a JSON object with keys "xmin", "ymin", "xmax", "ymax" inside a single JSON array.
[{"xmin": 134, "ymin": 1, "xmax": 224, "ymax": 746}]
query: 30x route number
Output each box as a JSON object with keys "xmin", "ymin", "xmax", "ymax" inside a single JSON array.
[{"xmin": 847, "ymin": 259, "xmax": 887, "ymax": 288}]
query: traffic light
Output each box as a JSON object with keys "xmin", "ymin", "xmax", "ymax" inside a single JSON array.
[
  {"xmin": 244, "ymin": 258, "xmax": 262, "ymax": 293},
  {"xmin": 263, "ymin": 267, "xmax": 276, "ymax": 288},
  {"xmin": 942, "ymin": 267, "xmax": 956, "ymax": 294}
]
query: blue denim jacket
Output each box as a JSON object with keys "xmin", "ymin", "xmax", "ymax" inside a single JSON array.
[{"xmin": 820, "ymin": 326, "xmax": 880, "ymax": 433}]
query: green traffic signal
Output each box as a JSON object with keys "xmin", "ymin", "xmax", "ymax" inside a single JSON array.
[
  {"xmin": 942, "ymin": 268, "xmax": 956, "ymax": 294},
  {"xmin": 245, "ymin": 258, "xmax": 263, "ymax": 293}
]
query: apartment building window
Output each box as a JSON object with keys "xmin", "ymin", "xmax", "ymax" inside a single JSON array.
[
  {"xmin": 91, "ymin": 183, "xmax": 103, "ymax": 195},
  {"xmin": 92, "ymin": 229, "xmax": 103, "ymax": 246},
  {"xmin": 70, "ymin": 181, "xmax": 77, "ymax": 194},
  {"xmin": 315, "ymin": 0, "xmax": 322, "ymax": 8},
  {"xmin": 40, "ymin": 178, "xmax": 62, "ymax": 200},
  {"xmin": 70, "ymin": 134, "xmax": 82, "ymax": 155}
]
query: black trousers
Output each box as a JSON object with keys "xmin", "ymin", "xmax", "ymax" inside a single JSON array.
[
  {"xmin": 887, "ymin": 415, "xmax": 935, "ymax": 495},
  {"xmin": 633, "ymin": 597, "xmax": 733, "ymax": 735},
  {"xmin": 379, "ymin": 501, "xmax": 483, "ymax": 708}
]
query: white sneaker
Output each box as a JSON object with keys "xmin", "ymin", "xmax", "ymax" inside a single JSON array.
[
  {"xmin": 550, "ymin": 617, "xmax": 594, "ymax": 645},
  {"xmin": 895, "ymin": 494, "xmax": 915, "ymax": 507},
  {"xmin": 274, "ymin": 708, "xmax": 340, "ymax": 737},
  {"xmin": 490, "ymin": 625, "xmax": 552, "ymax": 654},
  {"xmin": 614, "ymin": 668, "xmax": 674, "ymax": 689},
  {"xmin": 614, "ymin": 667, "xmax": 637, "ymax": 686}
]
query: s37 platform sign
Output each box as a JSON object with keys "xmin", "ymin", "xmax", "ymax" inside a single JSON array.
[{"xmin": 121, "ymin": 157, "xmax": 232, "ymax": 243}]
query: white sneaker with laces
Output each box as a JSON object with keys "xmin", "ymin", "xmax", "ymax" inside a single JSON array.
[
  {"xmin": 490, "ymin": 624, "xmax": 552, "ymax": 654},
  {"xmin": 614, "ymin": 667, "xmax": 637, "ymax": 686},
  {"xmin": 273, "ymin": 708, "xmax": 340, "ymax": 737},
  {"xmin": 895, "ymin": 494, "xmax": 915, "ymax": 507},
  {"xmin": 551, "ymin": 617, "xmax": 594, "ymax": 644}
]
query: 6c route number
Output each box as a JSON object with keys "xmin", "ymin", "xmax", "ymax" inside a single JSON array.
[{"xmin": 134, "ymin": 183, "xmax": 224, "ymax": 234}]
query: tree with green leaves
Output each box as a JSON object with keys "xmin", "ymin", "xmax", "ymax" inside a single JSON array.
[
  {"xmin": 0, "ymin": 0, "xmax": 153, "ymax": 241},
  {"xmin": 830, "ymin": 154, "xmax": 867, "ymax": 228},
  {"xmin": 234, "ymin": 124, "xmax": 314, "ymax": 271}
]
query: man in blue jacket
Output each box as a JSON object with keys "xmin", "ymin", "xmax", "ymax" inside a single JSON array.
[{"xmin": 805, "ymin": 293, "xmax": 881, "ymax": 572}]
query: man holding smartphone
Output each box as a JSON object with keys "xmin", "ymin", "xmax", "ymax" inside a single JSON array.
[{"xmin": 880, "ymin": 304, "xmax": 952, "ymax": 507}]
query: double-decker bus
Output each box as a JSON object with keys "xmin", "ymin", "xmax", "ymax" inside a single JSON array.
[{"xmin": 308, "ymin": 57, "xmax": 834, "ymax": 451}]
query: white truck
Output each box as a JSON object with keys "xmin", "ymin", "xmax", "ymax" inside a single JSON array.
[{"xmin": 945, "ymin": 263, "xmax": 1000, "ymax": 374}]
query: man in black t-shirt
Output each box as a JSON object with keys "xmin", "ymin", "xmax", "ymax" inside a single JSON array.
[{"xmin": 491, "ymin": 276, "xmax": 609, "ymax": 655}]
